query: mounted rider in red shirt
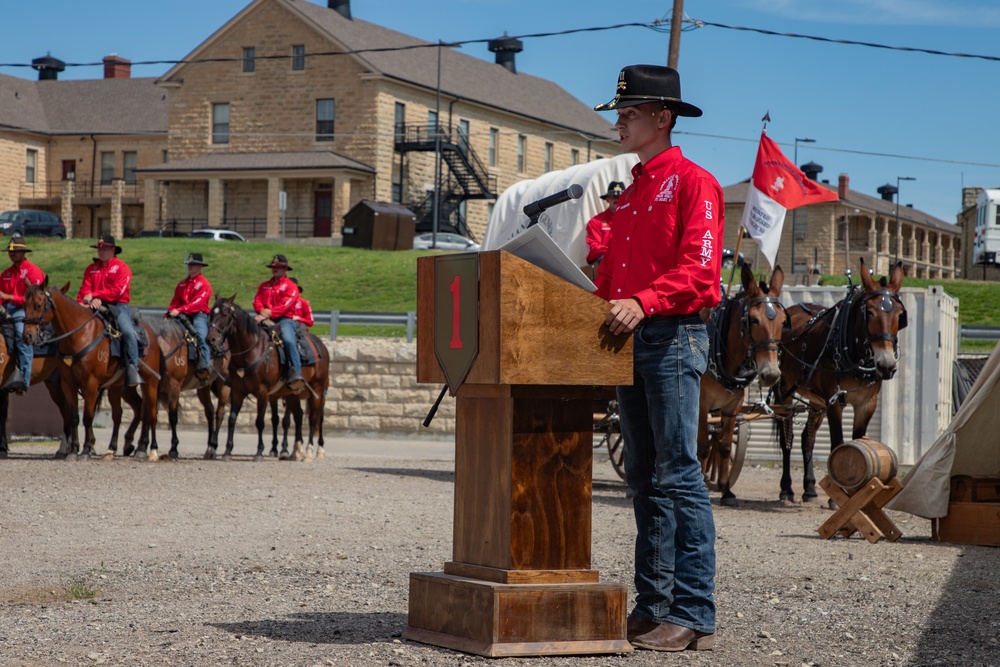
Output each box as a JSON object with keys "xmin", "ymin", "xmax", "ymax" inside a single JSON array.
[
  {"xmin": 167, "ymin": 253, "xmax": 213, "ymax": 381},
  {"xmin": 253, "ymin": 254, "xmax": 303, "ymax": 389},
  {"xmin": 0, "ymin": 235, "xmax": 46, "ymax": 393}
]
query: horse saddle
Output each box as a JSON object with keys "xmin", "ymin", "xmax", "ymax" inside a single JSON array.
[
  {"xmin": 0, "ymin": 320, "xmax": 58, "ymax": 357},
  {"xmin": 262, "ymin": 322, "xmax": 317, "ymax": 367},
  {"xmin": 98, "ymin": 307, "xmax": 149, "ymax": 360}
]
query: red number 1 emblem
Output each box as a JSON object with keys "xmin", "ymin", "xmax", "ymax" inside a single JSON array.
[{"xmin": 449, "ymin": 275, "xmax": 463, "ymax": 349}]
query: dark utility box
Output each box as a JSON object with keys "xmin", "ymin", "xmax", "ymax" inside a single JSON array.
[{"xmin": 342, "ymin": 200, "xmax": 416, "ymax": 250}]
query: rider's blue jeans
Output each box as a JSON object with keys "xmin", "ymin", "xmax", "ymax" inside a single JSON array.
[
  {"xmin": 278, "ymin": 317, "xmax": 301, "ymax": 370},
  {"xmin": 4, "ymin": 303, "xmax": 32, "ymax": 383},
  {"xmin": 190, "ymin": 312, "xmax": 210, "ymax": 368},
  {"xmin": 617, "ymin": 315, "xmax": 716, "ymax": 635},
  {"xmin": 107, "ymin": 303, "xmax": 138, "ymax": 367}
]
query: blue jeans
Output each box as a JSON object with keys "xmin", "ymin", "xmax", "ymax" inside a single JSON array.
[
  {"xmin": 4, "ymin": 303, "xmax": 32, "ymax": 383},
  {"xmin": 190, "ymin": 312, "xmax": 210, "ymax": 368},
  {"xmin": 107, "ymin": 303, "xmax": 138, "ymax": 367},
  {"xmin": 617, "ymin": 315, "xmax": 716, "ymax": 634},
  {"xmin": 278, "ymin": 318, "xmax": 301, "ymax": 370}
]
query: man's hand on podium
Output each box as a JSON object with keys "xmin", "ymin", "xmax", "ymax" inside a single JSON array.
[{"xmin": 606, "ymin": 298, "xmax": 644, "ymax": 335}]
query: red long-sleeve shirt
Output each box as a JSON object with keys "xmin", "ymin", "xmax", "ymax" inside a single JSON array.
[
  {"xmin": 292, "ymin": 296, "xmax": 314, "ymax": 328},
  {"xmin": 77, "ymin": 257, "xmax": 132, "ymax": 305},
  {"xmin": 253, "ymin": 276, "xmax": 299, "ymax": 319},
  {"xmin": 167, "ymin": 274, "xmax": 212, "ymax": 315},
  {"xmin": 595, "ymin": 146, "xmax": 725, "ymax": 317},
  {"xmin": 585, "ymin": 209, "xmax": 614, "ymax": 263},
  {"xmin": 0, "ymin": 259, "xmax": 45, "ymax": 306}
]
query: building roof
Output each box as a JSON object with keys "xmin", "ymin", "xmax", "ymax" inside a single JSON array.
[
  {"xmin": 137, "ymin": 150, "xmax": 374, "ymax": 174},
  {"xmin": 163, "ymin": 0, "xmax": 617, "ymax": 142},
  {"xmin": 722, "ymin": 178, "xmax": 961, "ymax": 235},
  {"xmin": 0, "ymin": 73, "xmax": 167, "ymax": 135}
]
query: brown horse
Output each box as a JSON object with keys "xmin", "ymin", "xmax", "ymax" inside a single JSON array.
[
  {"xmin": 773, "ymin": 259, "xmax": 906, "ymax": 502},
  {"xmin": 205, "ymin": 296, "xmax": 329, "ymax": 461},
  {"xmin": 0, "ymin": 320, "xmax": 78, "ymax": 458},
  {"xmin": 151, "ymin": 317, "xmax": 231, "ymax": 459},
  {"xmin": 698, "ymin": 263, "xmax": 787, "ymax": 506},
  {"xmin": 21, "ymin": 279, "xmax": 162, "ymax": 459}
]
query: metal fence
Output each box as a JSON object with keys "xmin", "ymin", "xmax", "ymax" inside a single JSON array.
[
  {"xmin": 959, "ymin": 324, "xmax": 1000, "ymax": 352},
  {"xmin": 135, "ymin": 307, "xmax": 416, "ymax": 342}
]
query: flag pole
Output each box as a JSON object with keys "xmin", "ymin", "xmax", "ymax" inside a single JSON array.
[{"xmin": 725, "ymin": 226, "xmax": 746, "ymax": 296}]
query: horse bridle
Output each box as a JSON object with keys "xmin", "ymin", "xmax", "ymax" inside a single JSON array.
[
  {"xmin": 708, "ymin": 292, "xmax": 789, "ymax": 391},
  {"xmin": 743, "ymin": 294, "xmax": 791, "ymax": 355},
  {"xmin": 22, "ymin": 287, "xmax": 100, "ymax": 345}
]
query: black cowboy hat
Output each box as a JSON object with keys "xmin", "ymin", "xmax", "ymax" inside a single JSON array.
[
  {"xmin": 601, "ymin": 181, "xmax": 626, "ymax": 200},
  {"xmin": 594, "ymin": 64, "xmax": 703, "ymax": 117},
  {"xmin": 6, "ymin": 235, "xmax": 31, "ymax": 253},
  {"xmin": 90, "ymin": 234, "xmax": 123, "ymax": 255},
  {"xmin": 266, "ymin": 254, "xmax": 292, "ymax": 270},
  {"xmin": 289, "ymin": 277, "xmax": 303, "ymax": 294},
  {"xmin": 184, "ymin": 252, "xmax": 208, "ymax": 266}
]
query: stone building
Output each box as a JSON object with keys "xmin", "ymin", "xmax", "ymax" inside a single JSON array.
[
  {"xmin": 722, "ymin": 172, "xmax": 962, "ymax": 280},
  {"xmin": 144, "ymin": 0, "xmax": 618, "ymax": 241},
  {"xmin": 0, "ymin": 0, "xmax": 617, "ymax": 242},
  {"xmin": 0, "ymin": 55, "xmax": 166, "ymax": 238}
]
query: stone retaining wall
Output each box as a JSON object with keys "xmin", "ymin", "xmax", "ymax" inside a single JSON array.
[{"xmin": 176, "ymin": 337, "xmax": 455, "ymax": 438}]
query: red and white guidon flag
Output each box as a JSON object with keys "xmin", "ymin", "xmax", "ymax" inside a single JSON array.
[{"xmin": 739, "ymin": 131, "xmax": 839, "ymax": 267}]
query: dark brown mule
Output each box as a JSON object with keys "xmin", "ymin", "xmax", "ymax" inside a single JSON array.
[
  {"xmin": 151, "ymin": 317, "xmax": 231, "ymax": 459},
  {"xmin": 21, "ymin": 279, "xmax": 162, "ymax": 459},
  {"xmin": 773, "ymin": 259, "xmax": 906, "ymax": 502},
  {"xmin": 205, "ymin": 296, "xmax": 329, "ymax": 461},
  {"xmin": 699, "ymin": 263, "xmax": 787, "ymax": 506},
  {"xmin": 0, "ymin": 327, "xmax": 78, "ymax": 458}
]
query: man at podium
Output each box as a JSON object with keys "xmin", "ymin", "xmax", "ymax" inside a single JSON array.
[{"xmin": 594, "ymin": 64, "xmax": 725, "ymax": 652}]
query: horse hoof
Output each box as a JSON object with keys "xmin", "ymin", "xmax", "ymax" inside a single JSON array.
[
  {"xmin": 721, "ymin": 496, "xmax": 738, "ymax": 508},
  {"xmin": 135, "ymin": 450, "xmax": 149, "ymax": 461},
  {"xmin": 0, "ymin": 449, "xmax": 7, "ymax": 459},
  {"xmin": 168, "ymin": 450, "xmax": 179, "ymax": 461},
  {"xmin": 254, "ymin": 454, "xmax": 264, "ymax": 462},
  {"xmin": 100, "ymin": 451, "xmax": 114, "ymax": 461},
  {"xmin": 147, "ymin": 450, "xmax": 159, "ymax": 463},
  {"xmin": 315, "ymin": 448, "xmax": 325, "ymax": 460},
  {"xmin": 828, "ymin": 498, "xmax": 839, "ymax": 511},
  {"xmin": 204, "ymin": 449, "xmax": 216, "ymax": 460},
  {"xmin": 779, "ymin": 493, "xmax": 795, "ymax": 503},
  {"xmin": 123, "ymin": 445, "xmax": 135, "ymax": 458},
  {"xmin": 222, "ymin": 453, "xmax": 232, "ymax": 462},
  {"xmin": 802, "ymin": 494, "xmax": 819, "ymax": 503}
]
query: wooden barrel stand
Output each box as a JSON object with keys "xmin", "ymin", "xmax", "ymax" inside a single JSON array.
[{"xmin": 818, "ymin": 438, "xmax": 904, "ymax": 544}]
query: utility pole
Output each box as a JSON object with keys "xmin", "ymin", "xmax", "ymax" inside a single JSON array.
[{"xmin": 667, "ymin": 0, "xmax": 684, "ymax": 69}]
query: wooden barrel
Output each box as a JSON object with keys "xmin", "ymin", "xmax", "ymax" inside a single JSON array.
[{"xmin": 827, "ymin": 437, "xmax": 899, "ymax": 493}]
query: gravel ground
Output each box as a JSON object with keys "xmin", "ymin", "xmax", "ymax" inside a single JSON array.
[{"xmin": 1, "ymin": 430, "xmax": 998, "ymax": 667}]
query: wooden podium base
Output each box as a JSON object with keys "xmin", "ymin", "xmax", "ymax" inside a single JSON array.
[{"xmin": 404, "ymin": 572, "xmax": 631, "ymax": 657}]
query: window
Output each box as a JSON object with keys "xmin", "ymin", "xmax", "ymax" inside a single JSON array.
[
  {"xmin": 123, "ymin": 152, "xmax": 137, "ymax": 184},
  {"xmin": 458, "ymin": 119, "xmax": 470, "ymax": 155},
  {"xmin": 394, "ymin": 102, "xmax": 406, "ymax": 142},
  {"xmin": 489, "ymin": 128, "xmax": 498, "ymax": 167},
  {"xmin": 291, "ymin": 45, "xmax": 305, "ymax": 71},
  {"xmin": 316, "ymin": 99, "xmax": 335, "ymax": 141},
  {"xmin": 544, "ymin": 143, "xmax": 553, "ymax": 172},
  {"xmin": 100, "ymin": 152, "xmax": 115, "ymax": 184},
  {"xmin": 517, "ymin": 135, "xmax": 526, "ymax": 173},
  {"xmin": 212, "ymin": 103, "xmax": 230, "ymax": 144},
  {"xmin": 427, "ymin": 110, "xmax": 438, "ymax": 136},
  {"xmin": 162, "ymin": 150, "xmax": 169, "ymax": 164},
  {"xmin": 25, "ymin": 149, "xmax": 37, "ymax": 183},
  {"xmin": 570, "ymin": 149, "xmax": 579, "ymax": 166},
  {"xmin": 242, "ymin": 47, "xmax": 255, "ymax": 73},
  {"xmin": 793, "ymin": 210, "xmax": 808, "ymax": 240}
]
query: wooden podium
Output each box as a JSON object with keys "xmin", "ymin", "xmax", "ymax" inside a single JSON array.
[{"xmin": 405, "ymin": 250, "xmax": 633, "ymax": 657}]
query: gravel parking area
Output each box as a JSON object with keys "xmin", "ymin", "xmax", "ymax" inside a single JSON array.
[{"xmin": 0, "ymin": 430, "xmax": 998, "ymax": 666}]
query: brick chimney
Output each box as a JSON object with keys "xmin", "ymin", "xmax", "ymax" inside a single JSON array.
[
  {"xmin": 838, "ymin": 173, "xmax": 850, "ymax": 200},
  {"xmin": 103, "ymin": 54, "xmax": 132, "ymax": 79}
]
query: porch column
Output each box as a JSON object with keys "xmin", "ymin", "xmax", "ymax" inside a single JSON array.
[
  {"xmin": 880, "ymin": 219, "xmax": 891, "ymax": 273},
  {"xmin": 110, "ymin": 178, "xmax": 124, "ymax": 239},
  {"xmin": 867, "ymin": 216, "xmax": 878, "ymax": 272},
  {"xmin": 906, "ymin": 227, "xmax": 917, "ymax": 274},
  {"xmin": 208, "ymin": 179, "xmax": 224, "ymax": 228},
  {"xmin": 933, "ymin": 235, "xmax": 943, "ymax": 279},
  {"xmin": 266, "ymin": 176, "xmax": 283, "ymax": 239},
  {"xmin": 945, "ymin": 237, "xmax": 956, "ymax": 278},
  {"xmin": 61, "ymin": 178, "xmax": 75, "ymax": 240},
  {"xmin": 143, "ymin": 177, "xmax": 159, "ymax": 231},
  {"xmin": 333, "ymin": 176, "xmax": 352, "ymax": 236}
]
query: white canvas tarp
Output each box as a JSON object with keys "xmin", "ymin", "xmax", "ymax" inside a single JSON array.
[
  {"xmin": 887, "ymin": 342, "xmax": 1000, "ymax": 519},
  {"xmin": 482, "ymin": 154, "xmax": 639, "ymax": 266}
]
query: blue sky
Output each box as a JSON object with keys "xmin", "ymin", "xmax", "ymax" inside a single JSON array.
[{"xmin": 2, "ymin": 0, "xmax": 997, "ymax": 224}]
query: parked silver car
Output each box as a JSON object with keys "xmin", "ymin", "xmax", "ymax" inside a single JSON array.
[
  {"xmin": 190, "ymin": 228, "xmax": 248, "ymax": 242},
  {"xmin": 412, "ymin": 232, "xmax": 480, "ymax": 251}
]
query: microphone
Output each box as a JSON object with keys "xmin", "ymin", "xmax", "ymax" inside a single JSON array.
[{"xmin": 522, "ymin": 184, "xmax": 584, "ymax": 220}]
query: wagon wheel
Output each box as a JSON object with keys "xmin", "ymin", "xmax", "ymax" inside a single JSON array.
[
  {"xmin": 605, "ymin": 428, "xmax": 626, "ymax": 482},
  {"xmin": 703, "ymin": 420, "xmax": 750, "ymax": 492}
]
